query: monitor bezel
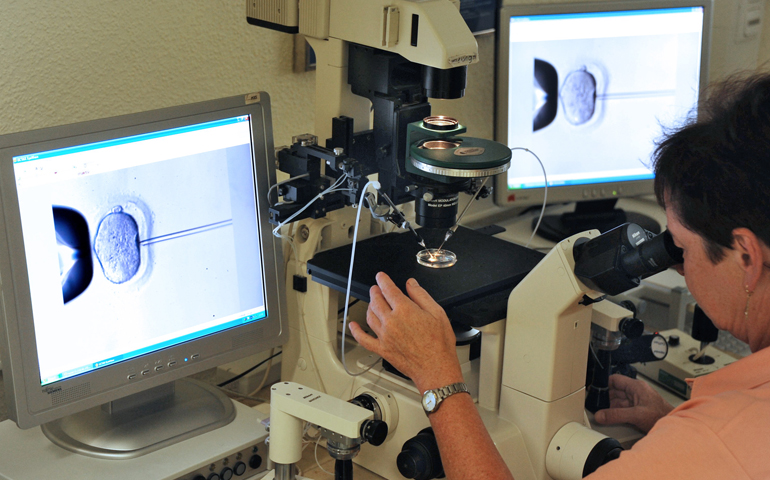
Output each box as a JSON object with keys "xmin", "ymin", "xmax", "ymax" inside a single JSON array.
[
  {"xmin": 0, "ymin": 93, "xmax": 287, "ymax": 428},
  {"xmin": 493, "ymin": 0, "xmax": 713, "ymax": 208}
]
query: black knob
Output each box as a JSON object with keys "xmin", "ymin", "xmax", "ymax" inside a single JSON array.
[
  {"xmin": 362, "ymin": 419, "xmax": 389, "ymax": 446},
  {"xmin": 691, "ymin": 305, "xmax": 719, "ymax": 343},
  {"xmin": 612, "ymin": 334, "xmax": 669, "ymax": 364},
  {"xmin": 668, "ymin": 334, "xmax": 680, "ymax": 347},
  {"xmin": 233, "ymin": 461, "xmax": 247, "ymax": 476},
  {"xmin": 207, "ymin": 474, "xmax": 221, "ymax": 480},
  {"xmin": 397, "ymin": 428, "xmax": 444, "ymax": 480},
  {"xmin": 220, "ymin": 467, "xmax": 233, "ymax": 480},
  {"xmin": 248, "ymin": 454, "xmax": 262, "ymax": 470},
  {"xmin": 618, "ymin": 317, "xmax": 644, "ymax": 339}
]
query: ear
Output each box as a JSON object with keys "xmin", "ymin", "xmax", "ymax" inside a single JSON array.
[{"xmin": 732, "ymin": 228, "xmax": 766, "ymax": 291}]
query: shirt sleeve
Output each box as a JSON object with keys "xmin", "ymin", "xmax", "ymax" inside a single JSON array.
[{"xmin": 586, "ymin": 413, "xmax": 750, "ymax": 480}]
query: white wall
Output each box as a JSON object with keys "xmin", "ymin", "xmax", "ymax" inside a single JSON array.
[
  {"xmin": 0, "ymin": 0, "xmax": 315, "ymax": 146},
  {"xmin": 2, "ymin": 1, "xmax": 767, "ymax": 145}
]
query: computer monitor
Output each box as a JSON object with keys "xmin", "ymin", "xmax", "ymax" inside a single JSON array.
[
  {"xmin": 494, "ymin": 0, "xmax": 711, "ymax": 241},
  {"xmin": 0, "ymin": 93, "xmax": 287, "ymax": 457}
]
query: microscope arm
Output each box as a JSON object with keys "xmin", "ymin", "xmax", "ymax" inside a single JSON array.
[
  {"xmin": 269, "ymin": 382, "xmax": 375, "ymax": 466},
  {"xmin": 248, "ymin": 0, "xmax": 478, "ymax": 70}
]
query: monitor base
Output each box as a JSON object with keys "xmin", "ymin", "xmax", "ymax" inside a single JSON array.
[
  {"xmin": 41, "ymin": 378, "xmax": 235, "ymax": 459},
  {"xmin": 533, "ymin": 200, "xmax": 661, "ymax": 243},
  {"xmin": 0, "ymin": 400, "xmax": 269, "ymax": 480}
]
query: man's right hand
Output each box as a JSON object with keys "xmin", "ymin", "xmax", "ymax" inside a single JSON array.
[{"xmin": 594, "ymin": 374, "xmax": 675, "ymax": 433}]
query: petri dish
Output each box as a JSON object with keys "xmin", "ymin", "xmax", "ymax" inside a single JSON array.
[{"xmin": 416, "ymin": 249, "xmax": 457, "ymax": 269}]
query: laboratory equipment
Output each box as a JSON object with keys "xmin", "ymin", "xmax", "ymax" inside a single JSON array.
[
  {"xmin": 295, "ymin": 223, "xmax": 685, "ymax": 480},
  {"xmin": 494, "ymin": 0, "xmax": 712, "ymax": 240},
  {"xmin": 635, "ymin": 329, "xmax": 738, "ymax": 399},
  {"xmin": 249, "ymin": 1, "xmax": 510, "ymax": 232},
  {"xmin": 0, "ymin": 401, "xmax": 270, "ymax": 480},
  {"xmin": 0, "ymin": 94, "xmax": 287, "ymax": 461},
  {"xmin": 263, "ymin": 382, "xmax": 388, "ymax": 480}
]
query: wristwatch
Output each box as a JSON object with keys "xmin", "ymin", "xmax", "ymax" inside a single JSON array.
[{"xmin": 421, "ymin": 382, "xmax": 469, "ymax": 414}]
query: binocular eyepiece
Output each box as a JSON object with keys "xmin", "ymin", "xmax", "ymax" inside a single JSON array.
[{"xmin": 573, "ymin": 223, "xmax": 683, "ymax": 296}]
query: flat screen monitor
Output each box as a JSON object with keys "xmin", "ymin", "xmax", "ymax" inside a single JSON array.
[
  {"xmin": 0, "ymin": 93, "xmax": 287, "ymax": 457},
  {"xmin": 494, "ymin": 0, "xmax": 711, "ymax": 241}
]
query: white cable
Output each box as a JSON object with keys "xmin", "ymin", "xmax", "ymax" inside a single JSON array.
[
  {"xmin": 341, "ymin": 180, "xmax": 382, "ymax": 376},
  {"xmin": 510, "ymin": 147, "xmax": 548, "ymax": 248},
  {"xmin": 271, "ymin": 174, "xmax": 349, "ymax": 239},
  {"xmin": 314, "ymin": 435, "xmax": 334, "ymax": 476}
]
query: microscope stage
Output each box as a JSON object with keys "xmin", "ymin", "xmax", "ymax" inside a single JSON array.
[{"xmin": 307, "ymin": 226, "xmax": 544, "ymax": 327}]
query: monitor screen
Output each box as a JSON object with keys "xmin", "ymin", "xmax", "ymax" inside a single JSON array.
[
  {"xmin": 0, "ymin": 94, "xmax": 287, "ymax": 441},
  {"xmin": 494, "ymin": 1, "xmax": 711, "ymax": 237}
]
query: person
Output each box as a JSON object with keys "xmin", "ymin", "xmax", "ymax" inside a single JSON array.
[{"xmin": 349, "ymin": 72, "xmax": 770, "ymax": 480}]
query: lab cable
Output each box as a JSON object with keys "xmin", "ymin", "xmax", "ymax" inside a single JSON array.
[
  {"xmin": 341, "ymin": 179, "xmax": 384, "ymax": 377},
  {"xmin": 271, "ymin": 173, "xmax": 349, "ymax": 240},
  {"xmin": 510, "ymin": 147, "xmax": 548, "ymax": 248},
  {"xmin": 246, "ymin": 348, "xmax": 278, "ymax": 397},
  {"xmin": 217, "ymin": 350, "xmax": 282, "ymax": 388},
  {"xmin": 314, "ymin": 435, "xmax": 335, "ymax": 476},
  {"xmin": 267, "ymin": 173, "xmax": 310, "ymax": 206},
  {"xmin": 272, "ymin": 174, "xmax": 352, "ymax": 266}
]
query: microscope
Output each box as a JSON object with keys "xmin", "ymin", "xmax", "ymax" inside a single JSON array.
[
  {"xmin": 247, "ymin": 3, "xmax": 685, "ymax": 480},
  {"xmin": 248, "ymin": 0, "xmax": 510, "ymax": 231}
]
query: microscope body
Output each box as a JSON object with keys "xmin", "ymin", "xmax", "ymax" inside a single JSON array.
[
  {"xmin": 501, "ymin": 231, "xmax": 627, "ymax": 480},
  {"xmin": 244, "ymin": 3, "xmax": 686, "ymax": 480}
]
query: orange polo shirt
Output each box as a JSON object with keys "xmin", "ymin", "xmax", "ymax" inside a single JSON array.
[{"xmin": 589, "ymin": 345, "xmax": 770, "ymax": 479}]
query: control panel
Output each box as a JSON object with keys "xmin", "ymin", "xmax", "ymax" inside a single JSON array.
[{"xmin": 176, "ymin": 440, "xmax": 268, "ymax": 480}]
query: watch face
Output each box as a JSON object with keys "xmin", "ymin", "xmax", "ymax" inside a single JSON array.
[{"xmin": 422, "ymin": 391, "xmax": 438, "ymax": 412}]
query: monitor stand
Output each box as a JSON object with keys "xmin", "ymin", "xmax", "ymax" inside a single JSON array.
[
  {"xmin": 533, "ymin": 199, "xmax": 661, "ymax": 243},
  {"xmin": 40, "ymin": 378, "xmax": 234, "ymax": 459}
]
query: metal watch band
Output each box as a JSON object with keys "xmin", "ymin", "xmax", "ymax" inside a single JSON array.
[{"xmin": 435, "ymin": 382, "xmax": 468, "ymax": 401}]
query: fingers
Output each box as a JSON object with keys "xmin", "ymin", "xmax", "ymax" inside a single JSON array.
[
  {"xmin": 405, "ymin": 278, "xmax": 447, "ymax": 319},
  {"xmin": 368, "ymin": 283, "xmax": 393, "ymax": 321},
  {"xmin": 608, "ymin": 373, "xmax": 643, "ymax": 395},
  {"xmin": 348, "ymin": 322, "xmax": 381, "ymax": 355},
  {"xmin": 365, "ymin": 307, "xmax": 382, "ymax": 334},
  {"xmin": 594, "ymin": 407, "xmax": 644, "ymax": 427},
  {"xmin": 375, "ymin": 272, "xmax": 410, "ymax": 308}
]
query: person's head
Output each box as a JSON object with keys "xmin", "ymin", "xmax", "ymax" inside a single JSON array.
[
  {"xmin": 653, "ymin": 72, "xmax": 770, "ymax": 351},
  {"xmin": 654, "ymin": 72, "xmax": 770, "ymax": 263}
]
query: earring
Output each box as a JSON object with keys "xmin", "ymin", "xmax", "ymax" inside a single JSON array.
[{"xmin": 745, "ymin": 285, "xmax": 753, "ymax": 319}]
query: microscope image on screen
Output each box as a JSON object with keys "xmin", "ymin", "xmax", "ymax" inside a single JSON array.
[
  {"xmin": 533, "ymin": 57, "xmax": 680, "ymax": 132},
  {"xmin": 29, "ymin": 145, "xmax": 264, "ymax": 384},
  {"xmin": 508, "ymin": 24, "xmax": 700, "ymax": 186},
  {"xmin": 54, "ymin": 196, "xmax": 235, "ymax": 304}
]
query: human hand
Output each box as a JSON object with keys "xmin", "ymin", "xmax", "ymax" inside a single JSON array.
[
  {"xmin": 594, "ymin": 374, "xmax": 674, "ymax": 433},
  {"xmin": 348, "ymin": 272, "xmax": 463, "ymax": 393}
]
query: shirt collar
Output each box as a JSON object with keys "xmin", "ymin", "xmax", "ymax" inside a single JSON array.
[{"xmin": 690, "ymin": 345, "xmax": 770, "ymax": 397}]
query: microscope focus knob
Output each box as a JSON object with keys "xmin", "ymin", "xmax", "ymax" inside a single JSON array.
[
  {"xmin": 397, "ymin": 428, "xmax": 444, "ymax": 480},
  {"xmin": 618, "ymin": 317, "xmax": 644, "ymax": 339},
  {"xmin": 362, "ymin": 419, "xmax": 389, "ymax": 446}
]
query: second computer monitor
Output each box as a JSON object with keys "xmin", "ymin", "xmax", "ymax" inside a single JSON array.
[{"xmin": 495, "ymin": 0, "xmax": 711, "ymax": 240}]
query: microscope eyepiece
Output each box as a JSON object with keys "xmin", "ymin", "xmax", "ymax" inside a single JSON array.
[
  {"xmin": 619, "ymin": 229, "xmax": 683, "ymax": 279},
  {"xmin": 574, "ymin": 223, "xmax": 684, "ymax": 296}
]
